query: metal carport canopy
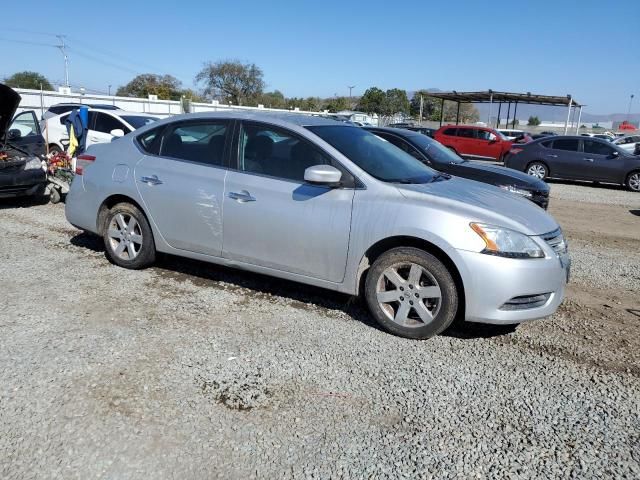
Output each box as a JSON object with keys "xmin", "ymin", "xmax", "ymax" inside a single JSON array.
[{"xmin": 424, "ymin": 90, "xmax": 584, "ymax": 134}]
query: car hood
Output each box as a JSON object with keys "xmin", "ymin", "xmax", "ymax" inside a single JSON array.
[
  {"xmin": 444, "ymin": 161, "xmax": 548, "ymax": 191},
  {"xmin": 397, "ymin": 177, "xmax": 559, "ymax": 235},
  {"xmin": 0, "ymin": 83, "xmax": 20, "ymax": 145}
]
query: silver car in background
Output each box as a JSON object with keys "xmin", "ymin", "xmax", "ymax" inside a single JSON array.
[{"xmin": 65, "ymin": 112, "xmax": 570, "ymax": 339}]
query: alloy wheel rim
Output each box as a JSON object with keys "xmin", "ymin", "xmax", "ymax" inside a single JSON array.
[
  {"xmin": 629, "ymin": 173, "xmax": 640, "ymax": 191},
  {"xmin": 107, "ymin": 213, "xmax": 143, "ymax": 260},
  {"xmin": 528, "ymin": 164, "xmax": 545, "ymax": 179},
  {"xmin": 375, "ymin": 262, "xmax": 442, "ymax": 328}
]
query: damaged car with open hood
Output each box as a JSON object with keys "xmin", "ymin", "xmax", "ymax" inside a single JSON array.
[{"xmin": 0, "ymin": 83, "xmax": 47, "ymax": 199}]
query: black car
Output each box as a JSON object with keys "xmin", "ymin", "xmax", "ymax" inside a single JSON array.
[
  {"xmin": 0, "ymin": 83, "xmax": 47, "ymax": 199},
  {"xmin": 404, "ymin": 126, "xmax": 436, "ymax": 138},
  {"xmin": 366, "ymin": 127, "xmax": 550, "ymax": 208},
  {"xmin": 504, "ymin": 136, "xmax": 640, "ymax": 192}
]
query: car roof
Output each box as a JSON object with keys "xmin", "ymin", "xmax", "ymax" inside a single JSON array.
[
  {"xmin": 365, "ymin": 126, "xmax": 424, "ymax": 137},
  {"xmin": 146, "ymin": 111, "xmax": 348, "ymax": 128}
]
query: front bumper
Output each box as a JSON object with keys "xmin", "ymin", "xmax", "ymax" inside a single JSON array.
[
  {"xmin": 458, "ymin": 249, "xmax": 569, "ymax": 325},
  {"xmin": 0, "ymin": 167, "xmax": 46, "ymax": 198}
]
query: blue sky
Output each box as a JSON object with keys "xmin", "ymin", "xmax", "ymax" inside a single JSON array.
[{"xmin": 1, "ymin": 0, "xmax": 639, "ymax": 114}]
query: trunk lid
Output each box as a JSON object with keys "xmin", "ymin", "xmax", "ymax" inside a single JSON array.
[{"xmin": 0, "ymin": 83, "xmax": 21, "ymax": 146}]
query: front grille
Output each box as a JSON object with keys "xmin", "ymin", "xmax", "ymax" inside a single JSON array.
[
  {"xmin": 500, "ymin": 293, "xmax": 551, "ymax": 311},
  {"xmin": 542, "ymin": 228, "xmax": 567, "ymax": 254}
]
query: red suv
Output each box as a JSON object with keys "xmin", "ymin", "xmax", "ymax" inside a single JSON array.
[{"xmin": 434, "ymin": 125, "xmax": 513, "ymax": 161}]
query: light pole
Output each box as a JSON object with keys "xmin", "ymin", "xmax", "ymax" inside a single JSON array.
[
  {"xmin": 108, "ymin": 84, "xmax": 112, "ymax": 96},
  {"xmin": 627, "ymin": 94, "xmax": 635, "ymax": 121},
  {"xmin": 347, "ymin": 85, "xmax": 355, "ymax": 106},
  {"xmin": 56, "ymin": 34, "xmax": 69, "ymax": 88}
]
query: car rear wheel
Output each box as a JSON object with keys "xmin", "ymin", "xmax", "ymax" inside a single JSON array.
[
  {"xmin": 364, "ymin": 247, "xmax": 458, "ymax": 340},
  {"xmin": 103, "ymin": 203, "xmax": 155, "ymax": 269},
  {"xmin": 626, "ymin": 171, "xmax": 640, "ymax": 192},
  {"xmin": 526, "ymin": 161, "xmax": 548, "ymax": 180}
]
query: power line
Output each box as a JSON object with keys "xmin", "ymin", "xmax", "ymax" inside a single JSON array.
[{"xmin": 0, "ymin": 37, "xmax": 57, "ymax": 48}]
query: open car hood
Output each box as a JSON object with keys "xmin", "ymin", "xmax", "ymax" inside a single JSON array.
[{"xmin": 0, "ymin": 83, "xmax": 21, "ymax": 146}]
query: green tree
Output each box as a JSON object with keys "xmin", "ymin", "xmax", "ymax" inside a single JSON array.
[
  {"xmin": 357, "ymin": 87, "xmax": 386, "ymax": 114},
  {"xmin": 383, "ymin": 89, "xmax": 410, "ymax": 117},
  {"xmin": 260, "ymin": 90, "xmax": 286, "ymax": 108},
  {"xmin": 180, "ymin": 88, "xmax": 206, "ymax": 103},
  {"xmin": 527, "ymin": 116, "xmax": 541, "ymax": 126},
  {"xmin": 325, "ymin": 96, "xmax": 350, "ymax": 113},
  {"xmin": 195, "ymin": 59, "xmax": 265, "ymax": 105},
  {"xmin": 116, "ymin": 74, "xmax": 183, "ymax": 100},
  {"xmin": 5, "ymin": 71, "xmax": 53, "ymax": 90},
  {"xmin": 409, "ymin": 91, "xmax": 442, "ymax": 120}
]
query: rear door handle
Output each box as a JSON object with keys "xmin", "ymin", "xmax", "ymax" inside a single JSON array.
[
  {"xmin": 140, "ymin": 175, "xmax": 163, "ymax": 186},
  {"xmin": 583, "ymin": 158, "xmax": 594, "ymax": 162},
  {"xmin": 546, "ymin": 154, "xmax": 558, "ymax": 158},
  {"xmin": 228, "ymin": 190, "xmax": 256, "ymax": 202}
]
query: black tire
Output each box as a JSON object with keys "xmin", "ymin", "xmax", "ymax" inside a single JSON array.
[
  {"xmin": 49, "ymin": 187, "xmax": 61, "ymax": 204},
  {"xmin": 526, "ymin": 161, "xmax": 548, "ymax": 180},
  {"xmin": 625, "ymin": 171, "xmax": 640, "ymax": 192},
  {"xmin": 102, "ymin": 203, "xmax": 155, "ymax": 269},
  {"xmin": 48, "ymin": 144, "xmax": 62, "ymax": 155},
  {"xmin": 364, "ymin": 247, "xmax": 458, "ymax": 340}
]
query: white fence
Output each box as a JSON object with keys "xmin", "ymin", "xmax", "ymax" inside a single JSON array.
[{"xmin": 13, "ymin": 88, "xmax": 323, "ymax": 118}]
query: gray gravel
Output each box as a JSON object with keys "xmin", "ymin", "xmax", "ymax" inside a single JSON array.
[
  {"xmin": 548, "ymin": 180, "xmax": 640, "ymax": 208},
  {"xmin": 1, "ymin": 197, "xmax": 639, "ymax": 479}
]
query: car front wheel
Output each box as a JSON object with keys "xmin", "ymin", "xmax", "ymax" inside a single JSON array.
[
  {"xmin": 103, "ymin": 203, "xmax": 156, "ymax": 269},
  {"xmin": 364, "ymin": 247, "xmax": 458, "ymax": 340}
]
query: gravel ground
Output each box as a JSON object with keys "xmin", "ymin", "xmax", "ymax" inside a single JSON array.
[{"xmin": 1, "ymin": 183, "xmax": 639, "ymax": 479}]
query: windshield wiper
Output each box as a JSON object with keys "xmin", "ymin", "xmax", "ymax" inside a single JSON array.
[
  {"xmin": 4, "ymin": 142, "xmax": 31, "ymax": 156},
  {"xmin": 429, "ymin": 173, "xmax": 451, "ymax": 183}
]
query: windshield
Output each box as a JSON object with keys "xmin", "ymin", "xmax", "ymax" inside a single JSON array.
[
  {"xmin": 408, "ymin": 134, "xmax": 465, "ymax": 165},
  {"xmin": 307, "ymin": 126, "xmax": 437, "ymax": 183},
  {"xmin": 122, "ymin": 115, "xmax": 159, "ymax": 129}
]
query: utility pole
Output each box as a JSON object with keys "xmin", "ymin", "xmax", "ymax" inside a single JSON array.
[
  {"xmin": 347, "ymin": 85, "xmax": 355, "ymax": 107},
  {"xmin": 108, "ymin": 85, "xmax": 112, "ymax": 96},
  {"xmin": 627, "ymin": 94, "xmax": 635, "ymax": 121},
  {"xmin": 56, "ymin": 35, "xmax": 69, "ymax": 87}
]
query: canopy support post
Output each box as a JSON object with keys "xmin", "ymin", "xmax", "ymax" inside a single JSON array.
[
  {"xmin": 496, "ymin": 103, "xmax": 502, "ymax": 128},
  {"xmin": 440, "ymin": 98, "xmax": 445, "ymax": 127},
  {"xmin": 455, "ymin": 102, "xmax": 461, "ymax": 125},
  {"xmin": 564, "ymin": 97, "xmax": 573, "ymax": 134},
  {"xmin": 512, "ymin": 101, "xmax": 518, "ymax": 128},
  {"xmin": 576, "ymin": 106, "xmax": 583, "ymax": 135}
]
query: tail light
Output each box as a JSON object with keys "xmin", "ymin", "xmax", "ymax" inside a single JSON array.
[
  {"xmin": 509, "ymin": 148, "xmax": 523, "ymax": 155},
  {"xmin": 75, "ymin": 154, "xmax": 96, "ymax": 175}
]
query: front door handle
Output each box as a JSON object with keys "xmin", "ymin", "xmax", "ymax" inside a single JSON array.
[
  {"xmin": 228, "ymin": 190, "xmax": 256, "ymax": 202},
  {"xmin": 546, "ymin": 154, "xmax": 558, "ymax": 158},
  {"xmin": 583, "ymin": 158, "xmax": 594, "ymax": 162},
  {"xmin": 140, "ymin": 175, "xmax": 163, "ymax": 186}
]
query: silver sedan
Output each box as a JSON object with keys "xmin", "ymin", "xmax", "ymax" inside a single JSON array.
[{"xmin": 65, "ymin": 112, "xmax": 570, "ymax": 339}]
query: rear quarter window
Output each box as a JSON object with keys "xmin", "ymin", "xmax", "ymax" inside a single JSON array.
[{"xmin": 137, "ymin": 127, "xmax": 163, "ymax": 155}]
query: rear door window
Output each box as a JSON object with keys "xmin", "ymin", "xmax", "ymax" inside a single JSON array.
[
  {"xmin": 443, "ymin": 128, "xmax": 457, "ymax": 136},
  {"xmin": 160, "ymin": 121, "xmax": 229, "ymax": 167},
  {"xmin": 94, "ymin": 113, "xmax": 128, "ymax": 134},
  {"xmin": 457, "ymin": 128, "xmax": 475, "ymax": 138},
  {"xmin": 552, "ymin": 139, "xmax": 579, "ymax": 151}
]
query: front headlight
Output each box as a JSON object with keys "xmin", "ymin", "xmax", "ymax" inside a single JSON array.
[
  {"xmin": 498, "ymin": 184, "xmax": 533, "ymax": 198},
  {"xmin": 25, "ymin": 157, "xmax": 45, "ymax": 171},
  {"xmin": 470, "ymin": 223, "xmax": 544, "ymax": 259}
]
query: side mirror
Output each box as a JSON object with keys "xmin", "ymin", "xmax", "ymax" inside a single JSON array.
[
  {"xmin": 110, "ymin": 128, "xmax": 125, "ymax": 137},
  {"xmin": 487, "ymin": 133, "xmax": 497, "ymax": 143},
  {"xmin": 7, "ymin": 129, "xmax": 22, "ymax": 140},
  {"xmin": 304, "ymin": 164, "xmax": 342, "ymax": 186}
]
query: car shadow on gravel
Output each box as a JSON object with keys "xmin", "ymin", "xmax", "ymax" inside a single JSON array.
[
  {"xmin": 69, "ymin": 231, "xmax": 518, "ymax": 340},
  {"xmin": 545, "ymin": 179, "xmax": 626, "ymax": 191},
  {"xmin": 0, "ymin": 195, "xmax": 49, "ymax": 209},
  {"xmin": 630, "ymin": 210, "xmax": 640, "ymax": 217}
]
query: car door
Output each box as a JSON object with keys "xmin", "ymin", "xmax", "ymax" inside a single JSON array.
[
  {"xmin": 87, "ymin": 112, "xmax": 128, "ymax": 147},
  {"xmin": 222, "ymin": 121, "xmax": 355, "ymax": 283},
  {"xmin": 134, "ymin": 120, "xmax": 230, "ymax": 257},
  {"xmin": 454, "ymin": 127, "xmax": 477, "ymax": 157},
  {"xmin": 582, "ymin": 139, "xmax": 623, "ymax": 183},
  {"xmin": 547, "ymin": 138, "xmax": 583, "ymax": 179},
  {"xmin": 475, "ymin": 129, "xmax": 503, "ymax": 160},
  {"xmin": 9, "ymin": 111, "xmax": 45, "ymax": 156}
]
